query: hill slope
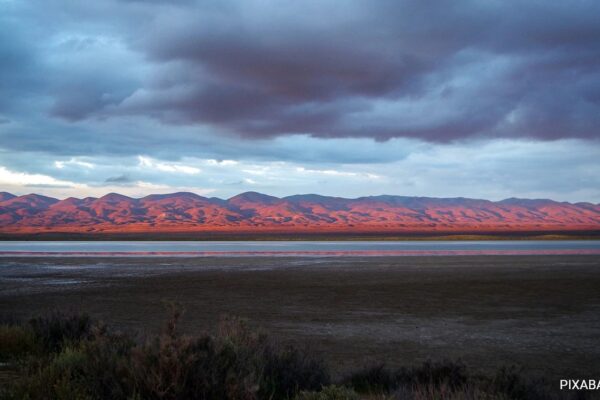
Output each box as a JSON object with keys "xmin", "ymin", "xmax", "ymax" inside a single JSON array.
[{"xmin": 1, "ymin": 191, "xmax": 599, "ymax": 233}]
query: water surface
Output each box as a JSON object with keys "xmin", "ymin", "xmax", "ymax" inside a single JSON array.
[{"xmin": 0, "ymin": 240, "xmax": 599, "ymax": 256}]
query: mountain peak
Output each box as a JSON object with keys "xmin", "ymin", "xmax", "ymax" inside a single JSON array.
[
  {"xmin": 499, "ymin": 198, "xmax": 556, "ymax": 207},
  {"xmin": 141, "ymin": 192, "xmax": 206, "ymax": 202},
  {"xmin": 59, "ymin": 197, "xmax": 83, "ymax": 205},
  {"xmin": 17, "ymin": 193, "xmax": 59, "ymax": 203},
  {"xmin": 285, "ymin": 194, "xmax": 340, "ymax": 202},
  {"xmin": 0, "ymin": 191, "xmax": 598, "ymax": 233},
  {"xmin": 98, "ymin": 193, "xmax": 134, "ymax": 203},
  {"xmin": 0, "ymin": 192, "xmax": 16, "ymax": 202},
  {"xmin": 228, "ymin": 191, "xmax": 281, "ymax": 204}
]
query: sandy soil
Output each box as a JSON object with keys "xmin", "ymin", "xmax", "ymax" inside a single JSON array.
[{"xmin": 1, "ymin": 255, "xmax": 599, "ymax": 379}]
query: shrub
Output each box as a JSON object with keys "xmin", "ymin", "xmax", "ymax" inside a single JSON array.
[
  {"xmin": 5, "ymin": 327, "xmax": 136, "ymax": 400},
  {"xmin": 405, "ymin": 383, "xmax": 510, "ymax": 400},
  {"xmin": 260, "ymin": 345, "xmax": 330, "ymax": 399},
  {"xmin": 489, "ymin": 366, "xmax": 554, "ymax": 400},
  {"xmin": 397, "ymin": 360, "xmax": 468, "ymax": 389},
  {"xmin": 217, "ymin": 316, "xmax": 329, "ymax": 399},
  {"xmin": 295, "ymin": 385, "xmax": 361, "ymax": 400},
  {"xmin": 0, "ymin": 324, "xmax": 37, "ymax": 360},
  {"xmin": 76, "ymin": 327, "xmax": 135, "ymax": 400},
  {"xmin": 7, "ymin": 346, "xmax": 91, "ymax": 400},
  {"xmin": 29, "ymin": 312, "xmax": 92, "ymax": 353},
  {"xmin": 343, "ymin": 360, "xmax": 468, "ymax": 395},
  {"xmin": 128, "ymin": 314, "xmax": 330, "ymax": 400},
  {"xmin": 343, "ymin": 364, "xmax": 397, "ymax": 393}
]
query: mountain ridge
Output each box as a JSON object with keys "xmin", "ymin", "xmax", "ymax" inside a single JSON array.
[{"xmin": 1, "ymin": 191, "xmax": 599, "ymax": 233}]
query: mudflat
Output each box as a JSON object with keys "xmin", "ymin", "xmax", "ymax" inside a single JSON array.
[{"xmin": 1, "ymin": 255, "xmax": 599, "ymax": 379}]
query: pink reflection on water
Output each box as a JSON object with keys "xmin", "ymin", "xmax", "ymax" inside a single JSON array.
[{"xmin": 1, "ymin": 249, "xmax": 600, "ymax": 257}]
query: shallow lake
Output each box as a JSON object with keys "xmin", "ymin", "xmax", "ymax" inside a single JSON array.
[{"xmin": 0, "ymin": 240, "xmax": 599, "ymax": 256}]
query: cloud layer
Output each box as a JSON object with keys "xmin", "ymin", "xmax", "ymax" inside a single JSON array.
[
  {"xmin": 1, "ymin": 139, "xmax": 598, "ymax": 202},
  {"xmin": 2, "ymin": 0, "xmax": 600, "ymax": 142},
  {"xmin": 0, "ymin": 0, "xmax": 599, "ymax": 201}
]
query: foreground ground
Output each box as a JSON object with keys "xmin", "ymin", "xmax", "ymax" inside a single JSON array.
[{"xmin": 1, "ymin": 255, "xmax": 599, "ymax": 382}]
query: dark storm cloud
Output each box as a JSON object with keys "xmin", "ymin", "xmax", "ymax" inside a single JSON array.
[
  {"xmin": 1, "ymin": 0, "xmax": 600, "ymax": 144},
  {"xmin": 116, "ymin": 0, "xmax": 600, "ymax": 141}
]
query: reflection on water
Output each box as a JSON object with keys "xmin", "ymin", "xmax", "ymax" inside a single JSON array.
[{"xmin": 0, "ymin": 240, "xmax": 599, "ymax": 256}]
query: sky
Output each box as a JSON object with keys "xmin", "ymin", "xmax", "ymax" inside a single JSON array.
[{"xmin": 0, "ymin": 0, "xmax": 599, "ymax": 202}]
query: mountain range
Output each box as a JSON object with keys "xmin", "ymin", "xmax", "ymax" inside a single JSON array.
[{"xmin": 1, "ymin": 191, "xmax": 599, "ymax": 234}]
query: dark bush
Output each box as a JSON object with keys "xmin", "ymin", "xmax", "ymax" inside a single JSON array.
[
  {"xmin": 126, "ymin": 313, "xmax": 259, "ymax": 399},
  {"xmin": 76, "ymin": 327, "xmax": 135, "ymax": 400},
  {"xmin": 398, "ymin": 360, "xmax": 468, "ymax": 389},
  {"xmin": 343, "ymin": 360, "xmax": 467, "ymax": 395},
  {"xmin": 29, "ymin": 311, "xmax": 92, "ymax": 353},
  {"xmin": 6, "ymin": 346, "xmax": 91, "ymax": 400},
  {"xmin": 295, "ymin": 385, "xmax": 360, "ymax": 400},
  {"xmin": 343, "ymin": 364, "xmax": 397, "ymax": 393},
  {"xmin": 260, "ymin": 345, "xmax": 330, "ymax": 399},
  {"xmin": 490, "ymin": 366, "xmax": 557, "ymax": 400},
  {"xmin": 0, "ymin": 324, "xmax": 37, "ymax": 360},
  {"xmin": 126, "ymin": 314, "xmax": 329, "ymax": 400}
]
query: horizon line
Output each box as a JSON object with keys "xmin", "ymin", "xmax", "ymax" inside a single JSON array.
[{"xmin": 1, "ymin": 190, "xmax": 598, "ymax": 206}]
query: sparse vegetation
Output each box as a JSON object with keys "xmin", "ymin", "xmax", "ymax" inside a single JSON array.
[
  {"xmin": 0, "ymin": 311, "xmax": 591, "ymax": 399},
  {"xmin": 0, "ymin": 310, "xmax": 329, "ymax": 400}
]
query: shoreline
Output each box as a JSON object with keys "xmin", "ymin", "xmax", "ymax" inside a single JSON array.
[
  {"xmin": 1, "ymin": 231, "xmax": 599, "ymax": 241},
  {"xmin": 2, "ymin": 249, "xmax": 600, "ymax": 257}
]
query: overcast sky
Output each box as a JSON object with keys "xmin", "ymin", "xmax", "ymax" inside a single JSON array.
[{"xmin": 1, "ymin": 0, "xmax": 599, "ymax": 201}]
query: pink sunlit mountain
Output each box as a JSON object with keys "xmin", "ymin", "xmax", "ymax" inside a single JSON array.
[{"xmin": 0, "ymin": 191, "xmax": 599, "ymax": 234}]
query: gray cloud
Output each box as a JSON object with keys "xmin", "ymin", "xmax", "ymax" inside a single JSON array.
[
  {"xmin": 0, "ymin": 0, "xmax": 599, "ymax": 203},
  {"xmin": 1, "ymin": 139, "xmax": 599, "ymax": 202},
  {"xmin": 1, "ymin": 0, "xmax": 599, "ymax": 144},
  {"xmin": 124, "ymin": 1, "xmax": 600, "ymax": 141},
  {"xmin": 105, "ymin": 174, "xmax": 132, "ymax": 183}
]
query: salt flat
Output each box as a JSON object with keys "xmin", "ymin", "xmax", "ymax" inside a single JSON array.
[{"xmin": 1, "ymin": 255, "xmax": 599, "ymax": 379}]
